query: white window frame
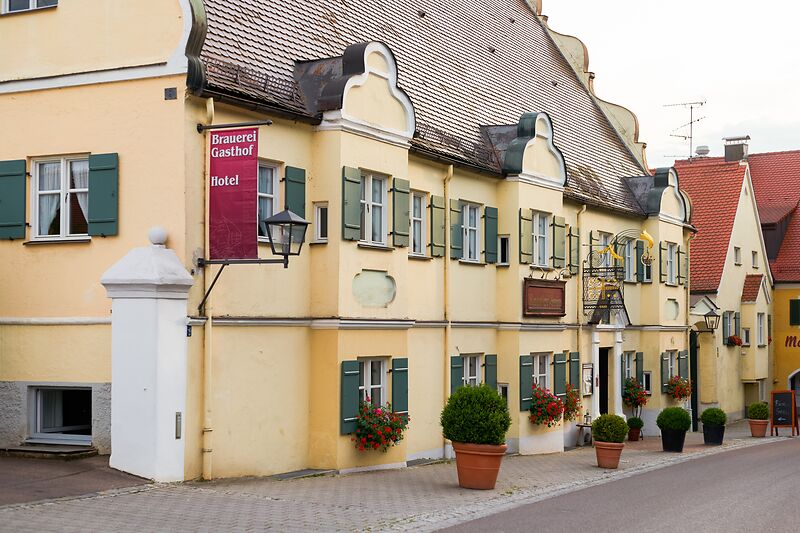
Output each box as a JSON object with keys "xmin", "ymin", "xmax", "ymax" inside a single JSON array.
[
  {"xmin": 667, "ymin": 242, "xmax": 678, "ymax": 285},
  {"xmin": 313, "ymin": 202, "xmax": 328, "ymax": 243},
  {"xmin": 724, "ymin": 311, "xmax": 734, "ymax": 337},
  {"xmin": 742, "ymin": 327, "xmax": 751, "ymax": 347},
  {"xmin": 734, "ymin": 246, "xmax": 742, "ymax": 265},
  {"xmin": 28, "ymin": 386, "xmax": 91, "ymax": 445},
  {"xmin": 462, "ymin": 354, "xmax": 482, "ymax": 387},
  {"xmin": 257, "ymin": 163, "xmax": 280, "ymax": 242},
  {"xmin": 498, "ymin": 235, "xmax": 510, "ymax": 266},
  {"xmin": 497, "ymin": 383, "xmax": 509, "ymax": 407},
  {"xmin": 757, "ymin": 313, "xmax": 766, "ymax": 346},
  {"xmin": 641, "ymin": 240, "xmax": 653, "ymax": 282},
  {"xmin": 623, "ymin": 351, "xmax": 634, "ymax": 379},
  {"xmin": 624, "ymin": 240, "xmax": 635, "ymax": 281},
  {"xmin": 752, "ymin": 251, "xmax": 759, "ymax": 269},
  {"xmin": 461, "ymin": 203, "xmax": 480, "ymax": 262},
  {"xmin": 532, "ymin": 211, "xmax": 550, "ymax": 267},
  {"xmin": 3, "ymin": 0, "xmax": 56, "ymax": 14},
  {"xmin": 410, "ymin": 191, "xmax": 427, "ymax": 256},
  {"xmin": 667, "ymin": 350, "xmax": 678, "ymax": 379},
  {"xmin": 642, "ymin": 371, "xmax": 652, "ymax": 395},
  {"xmin": 532, "ymin": 352, "xmax": 550, "ymax": 390},
  {"xmin": 31, "ymin": 156, "xmax": 90, "ymax": 240},
  {"xmin": 358, "ymin": 358, "xmax": 386, "ymax": 406},
  {"xmin": 598, "ymin": 231, "xmax": 612, "ymax": 267},
  {"xmin": 360, "ymin": 173, "xmax": 388, "ymax": 246}
]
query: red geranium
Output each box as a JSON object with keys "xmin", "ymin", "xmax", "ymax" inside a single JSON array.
[
  {"xmin": 563, "ymin": 383, "xmax": 582, "ymax": 422},
  {"xmin": 622, "ymin": 378, "xmax": 648, "ymax": 409},
  {"xmin": 666, "ymin": 375, "xmax": 692, "ymax": 401},
  {"xmin": 352, "ymin": 398, "xmax": 409, "ymax": 452},
  {"xmin": 529, "ymin": 384, "xmax": 564, "ymax": 427}
]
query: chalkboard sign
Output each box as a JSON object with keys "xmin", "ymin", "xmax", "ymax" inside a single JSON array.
[{"xmin": 770, "ymin": 390, "xmax": 797, "ymax": 436}]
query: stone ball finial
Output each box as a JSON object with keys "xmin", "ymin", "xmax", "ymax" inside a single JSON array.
[{"xmin": 148, "ymin": 226, "xmax": 168, "ymax": 246}]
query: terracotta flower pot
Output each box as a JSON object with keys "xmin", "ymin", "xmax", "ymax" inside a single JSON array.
[
  {"xmin": 452, "ymin": 442, "xmax": 507, "ymax": 490},
  {"xmin": 749, "ymin": 419, "xmax": 768, "ymax": 438},
  {"xmin": 628, "ymin": 428, "xmax": 641, "ymax": 441},
  {"xmin": 594, "ymin": 441, "xmax": 624, "ymax": 469}
]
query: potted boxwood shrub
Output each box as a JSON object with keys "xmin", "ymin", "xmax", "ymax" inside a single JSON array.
[
  {"xmin": 656, "ymin": 407, "xmax": 691, "ymax": 452},
  {"xmin": 627, "ymin": 416, "xmax": 644, "ymax": 441},
  {"xmin": 747, "ymin": 402, "xmax": 769, "ymax": 437},
  {"xmin": 592, "ymin": 414, "xmax": 628, "ymax": 468},
  {"xmin": 440, "ymin": 384, "xmax": 512, "ymax": 490},
  {"xmin": 699, "ymin": 408, "xmax": 726, "ymax": 445}
]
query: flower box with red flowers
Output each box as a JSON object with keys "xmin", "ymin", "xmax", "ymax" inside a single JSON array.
[
  {"xmin": 666, "ymin": 375, "xmax": 692, "ymax": 402},
  {"xmin": 562, "ymin": 383, "xmax": 582, "ymax": 422},
  {"xmin": 352, "ymin": 398, "xmax": 409, "ymax": 452},
  {"xmin": 528, "ymin": 384, "xmax": 564, "ymax": 427},
  {"xmin": 622, "ymin": 377, "xmax": 648, "ymax": 409},
  {"xmin": 726, "ymin": 335, "xmax": 743, "ymax": 347}
]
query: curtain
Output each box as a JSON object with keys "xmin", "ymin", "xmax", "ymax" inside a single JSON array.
[
  {"xmin": 70, "ymin": 160, "xmax": 89, "ymax": 222},
  {"xmin": 38, "ymin": 162, "xmax": 61, "ymax": 235}
]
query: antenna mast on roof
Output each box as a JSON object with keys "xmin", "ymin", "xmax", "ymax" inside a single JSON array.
[{"xmin": 664, "ymin": 100, "xmax": 706, "ymax": 158}]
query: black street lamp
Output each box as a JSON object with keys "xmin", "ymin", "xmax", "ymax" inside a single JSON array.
[
  {"xmin": 264, "ymin": 208, "xmax": 310, "ymax": 262},
  {"xmin": 704, "ymin": 309, "xmax": 720, "ymax": 331}
]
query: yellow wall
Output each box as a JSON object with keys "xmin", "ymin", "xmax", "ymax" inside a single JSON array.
[{"xmin": 773, "ymin": 287, "xmax": 800, "ymax": 390}]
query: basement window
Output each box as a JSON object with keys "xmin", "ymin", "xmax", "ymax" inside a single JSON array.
[
  {"xmin": 3, "ymin": 0, "xmax": 57, "ymax": 14},
  {"xmin": 28, "ymin": 387, "xmax": 91, "ymax": 445}
]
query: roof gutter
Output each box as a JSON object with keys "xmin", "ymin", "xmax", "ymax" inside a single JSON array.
[{"xmin": 198, "ymin": 88, "xmax": 322, "ymax": 125}]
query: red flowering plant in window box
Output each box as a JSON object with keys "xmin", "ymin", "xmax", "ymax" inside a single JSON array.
[
  {"xmin": 622, "ymin": 378, "xmax": 648, "ymax": 417},
  {"xmin": 666, "ymin": 375, "xmax": 692, "ymax": 402},
  {"xmin": 529, "ymin": 384, "xmax": 564, "ymax": 427},
  {"xmin": 352, "ymin": 398, "xmax": 409, "ymax": 452},
  {"xmin": 726, "ymin": 335, "xmax": 743, "ymax": 347},
  {"xmin": 562, "ymin": 383, "xmax": 582, "ymax": 422}
]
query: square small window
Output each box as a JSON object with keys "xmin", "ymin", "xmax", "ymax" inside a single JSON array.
[
  {"xmin": 742, "ymin": 328, "xmax": 751, "ymax": 347},
  {"xmin": 752, "ymin": 251, "xmax": 759, "ymax": 269},
  {"xmin": 314, "ymin": 202, "xmax": 328, "ymax": 242},
  {"xmin": 734, "ymin": 247, "xmax": 742, "ymax": 265},
  {"xmin": 498, "ymin": 235, "xmax": 510, "ymax": 266},
  {"xmin": 497, "ymin": 383, "xmax": 509, "ymax": 407},
  {"xmin": 642, "ymin": 371, "xmax": 652, "ymax": 395}
]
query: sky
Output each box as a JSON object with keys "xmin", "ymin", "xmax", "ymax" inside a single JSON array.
[{"xmin": 540, "ymin": 1, "xmax": 800, "ymax": 167}]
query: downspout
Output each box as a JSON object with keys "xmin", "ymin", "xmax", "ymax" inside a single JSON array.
[
  {"xmin": 686, "ymin": 229, "xmax": 697, "ymax": 361},
  {"xmin": 443, "ymin": 164, "xmax": 453, "ymax": 457},
  {"xmin": 201, "ymin": 97, "xmax": 215, "ymax": 480},
  {"xmin": 575, "ymin": 204, "xmax": 588, "ymax": 366}
]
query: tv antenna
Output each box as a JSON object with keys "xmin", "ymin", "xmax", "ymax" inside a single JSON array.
[{"xmin": 664, "ymin": 100, "xmax": 706, "ymax": 158}]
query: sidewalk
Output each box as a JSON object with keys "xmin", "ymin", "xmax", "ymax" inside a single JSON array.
[{"xmin": 0, "ymin": 421, "xmax": 789, "ymax": 532}]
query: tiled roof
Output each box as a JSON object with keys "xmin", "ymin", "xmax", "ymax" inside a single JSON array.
[
  {"xmin": 673, "ymin": 158, "xmax": 747, "ymax": 292},
  {"xmin": 748, "ymin": 150, "xmax": 800, "ymax": 282},
  {"xmin": 741, "ymin": 274, "xmax": 763, "ymax": 303},
  {"xmin": 200, "ymin": 0, "xmax": 647, "ymax": 215}
]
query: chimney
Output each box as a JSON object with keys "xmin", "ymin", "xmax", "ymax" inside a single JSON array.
[{"xmin": 723, "ymin": 135, "xmax": 750, "ymax": 162}]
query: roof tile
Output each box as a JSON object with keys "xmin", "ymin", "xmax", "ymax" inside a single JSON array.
[{"xmin": 741, "ymin": 274, "xmax": 763, "ymax": 303}]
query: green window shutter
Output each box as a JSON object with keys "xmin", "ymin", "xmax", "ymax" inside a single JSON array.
[
  {"xmin": 790, "ymin": 300, "xmax": 800, "ymax": 326},
  {"xmin": 635, "ymin": 241, "xmax": 645, "ymax": 282},
  {"xmin": 569, "ymin": 352, "xmax": 580, "ymax": 387},
  {"xmin": 635, "ymin": 352, "xmax": 644, "ymax": 384},
  {"xmin": 0, "ymin": 159, "xmax": 27, "ymax": 240},
  {"xmin": 88, "ymin": 153, "xmax": 119, "ymax": 237},
  {"xmin": 340, "ymin": 360, "xmax": 360, "ymax": 434},
  {"xmin": 449, "ymin": 199, "xmax": 462, "ymax": 259},
  {"xmin": 392, "ymin": 177, "xmax": 410, "ymax": 247},
  {"xmin": 391, "ymin": 358, "xmax": 409, "ymax": 415},
  {"xmin": 430, "ymin": 195, "xmax": 446, "ymax": 257},
  {"xmin": 659, "ymin": 241, "xmax": 667, "ymax": 283},
  {"xmin": 520, "ymin": 355, "xmax": 533, "ymax": 410},
  {"xmin": 341, "ymin": 166, "xmax": 361, "ymax": 241},
  {"xmin": 677, "ymin": 245, "xmax": 685, "ymax": 285},
  {"xmin": 734, "ymin": 312, "xmax": 741, "ymax": 337},
  {"xmin": 568, "ymin": 227, "xmax": 580, "ymax": 276},
  {"xmin": 552, "ymin": 216, "xmax": 566, "ymax": 268},
  {"xmin": 722, "ymin": 312, "xmax": 730, "ymax": 338},
  {"xmin": 484, "ymin": 206, "xmax": 498, "ymax": 264},
  {"xmin": 519, "ymin": 208, "xmax": 532, "ymax": 264},
  {"xmin": 678, "ymin": 350, "xmax": 689, "ymax": 379},
  {"xmin": 284, "ymin": 166, "xmax": 306, "ymax": 217},
  {"xmin": 660, "ymin": 353, "xmax": 669, "ymax": 393},
  {"xmin": 450, "ymin": 355, "xmax": 464, "ymax": 395},
  {"xmin": 484, "ymin": 354, "xmax": 497, "ymax": 389},
  {"xmin": 554, "ymin": 351, "xmax": 567, "ymax": 397}
]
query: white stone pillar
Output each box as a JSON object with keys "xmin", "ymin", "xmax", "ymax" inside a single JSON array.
[
  {"xmin": 614, "ymin": 329, "xmax": 625, "ymax": 417},
  {"xmin": 101, "ymin": 228, "xmax": 194, "ymax": 482},
  {"xmin": 591, "ymin": 328, "xmax": 600, "ymax": 419}
]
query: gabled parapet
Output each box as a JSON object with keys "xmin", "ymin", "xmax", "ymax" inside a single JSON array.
[
  {"xmin": 298, "ymin": 42, "xmax": 415, "ymax": 146},
  {"xmin": 624, "ymin": 167, "xmax": 691, "ymax": 224},
  {"xmin": 501, "ymin": 112, "xmax": 567, "ymax": 189}
]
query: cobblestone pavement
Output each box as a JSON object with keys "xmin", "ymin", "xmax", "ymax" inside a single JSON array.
[{"xmin": 0, "ymin": 421, "xmax": 789, "ymax": 533}]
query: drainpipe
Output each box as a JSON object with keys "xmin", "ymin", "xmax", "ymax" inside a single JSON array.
[
  {"xmin": 442, "ymin": 164, "xmax": 453, "ymax": 457},
  {"xmin": 201, "ymin": 98, "xmax": 215, "ymax": 480},
  {"xmin": 575, "ymin": 204, "xmax": 588, "ymax": 415}
]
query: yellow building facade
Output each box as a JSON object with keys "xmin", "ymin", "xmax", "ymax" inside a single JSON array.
[{"xmin": 1, "ymin": 0, "xmax": 696, "ymax": 480}]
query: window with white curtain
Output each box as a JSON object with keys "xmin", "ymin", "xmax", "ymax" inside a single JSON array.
[
  {"xmin": 598, "ymin": 231, "xmax": 612, "ymax": 267},
  {"xmin": 358, "ymin": 359, "xmax": 386, "ymax": 406},
  {"xmin": 360, "ymin": 173, "xmax": 387, "ymax": 245},
  {"xmin": 33, "ymin": 157, "xmax": 89, "ymax": 239},
  {"xmin": 624, "ymin": 240, "xmax": 635, "ymax": 281},
  {"xmin": 757, "ymin": 313, "xmax": 766, "ymax": 346},
  {"xmin": 532, "ymin": 211, "xmax": 550, "ymax": 267},
  {"xmin": 462, "ymin": 203, "xmax": 480, "ymax": 261},
  {"xmin": 410, "ymin": 192, "xmax": 426, "ymax": 256},
  {"xmin": 463, "ymin": 354, "xmax": 482, "ymax": 386},
  {"xmin": 667, "ymin": 242, "xmax": 678, "ymax": 284},
  {"xmin": 532, "ymin": 352, "xmax": 550, "ymax": 389},
  {"xmin": 257, "ymin": 164, "xmax": 279, "ymax": 240}
]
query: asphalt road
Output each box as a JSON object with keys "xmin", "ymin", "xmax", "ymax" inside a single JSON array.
[{"xmin": 442, "ymin": 438, "xmax": 800, "ymax": 533}]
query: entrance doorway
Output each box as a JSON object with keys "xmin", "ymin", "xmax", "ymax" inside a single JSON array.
[
  {"xmin": 599, "ymin": 347, "xmax": 610, "ymax": 414},
  {"xmin": 791, "ymin": 372, "xmax": 800, "ymax": 416},
  {"xmin": 29, "ymin": 387, "xmax": 92, "ymax": 445}
]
